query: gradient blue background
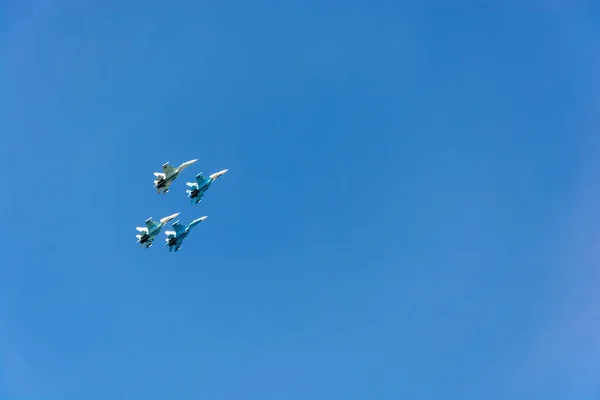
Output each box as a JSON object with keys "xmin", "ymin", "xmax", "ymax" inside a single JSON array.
[{"xmin": 2, "ymin": 1, "xmax": 600, "ymax": 399}]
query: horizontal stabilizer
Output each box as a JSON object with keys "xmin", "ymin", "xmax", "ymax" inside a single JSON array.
[
  {"xmin": 154, "ymin": 172, "xmax": 166, "ymax": 178},
  {"xmin": 164, "ymin": 230, "xmax": 176, "ymax": 236},
  {"xmin": 136, "ymin": 227, "xmax": 148, "ymax": 233},
  {"xmin": 186, "ymin": 182, "xmax": 196, "ymax": 187}
]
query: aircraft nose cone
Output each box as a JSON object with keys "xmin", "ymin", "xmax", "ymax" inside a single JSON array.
[
  {"xmin": 209, "ymin": 169, "xmax": 229, "ymax": 180},
  {"xmin": 160, "ymin": 212, "xmax": 181, "ymax": 224}
]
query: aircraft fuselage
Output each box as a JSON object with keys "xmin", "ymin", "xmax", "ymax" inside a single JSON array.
[
  {"xmin": 188, "ymin": 179, "xmax": 212, "ymax": 201},
  {"xmin": 168, "ymin": 229, "xmax": 189, "ymax": 246},
  {"xmin": 139, "ymin": 226, "xmax": 160, "ymax": 243},
  {"xmin": 155, "ymin": 173, "xmax": 177, "ymax": 188}
]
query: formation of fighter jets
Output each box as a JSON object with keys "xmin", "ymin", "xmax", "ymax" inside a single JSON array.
[{"xmin": 136, "ymin": 159, "xmax": 228, "ymax": 252}]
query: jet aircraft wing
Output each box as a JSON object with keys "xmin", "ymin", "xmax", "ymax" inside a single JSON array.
[
  {"xmin": 195, "ymin": 173, "xmax": 208, "ymax": 185},
  {"xmin": 162, "ymin": 164, "xmax": 175, "ymax": 175},
  {"xmin": 171, "ymin": 221, "xmax": 186, "ymax": 235}
]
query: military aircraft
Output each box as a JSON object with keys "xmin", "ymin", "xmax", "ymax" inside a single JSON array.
[
  {"xmin": 164, "ymin": 216, "xmax": 208, "ymax": 252},
  {"xmin": 136, "ymin": 213, "xmax": 180, "ymax": 248},
  {"xmin": 185, "ymin": 169, "xmax": 229, "ymax": 204},
  {"xmin": 153, "ymin": 159, "xmax": 198, "ymax": 194}
]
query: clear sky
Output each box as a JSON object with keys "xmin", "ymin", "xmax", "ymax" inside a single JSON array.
[{"xmin": 1, "ymin": 1, "xmax": 600, "ymax": 399}]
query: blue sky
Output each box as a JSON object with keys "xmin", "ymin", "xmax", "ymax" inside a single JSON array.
[{"xmin": 1, "ymin": 0, "xmax": 600, "ymax": 398}]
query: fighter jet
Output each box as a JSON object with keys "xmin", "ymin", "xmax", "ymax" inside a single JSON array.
[
  {"xmin": 164, "ymin": 216, "xmax": 208, "ymax": 252},
  {"xmin": 135, "ymin": 213, "xmax": 180, "ymax": 248},
  {"xmin": 185, "ymin": 169, "xmax": 229, "ymax": 204},
  {"xmin": 153, "ymin": 159, "xmax": 198, "ymax": 194}
]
